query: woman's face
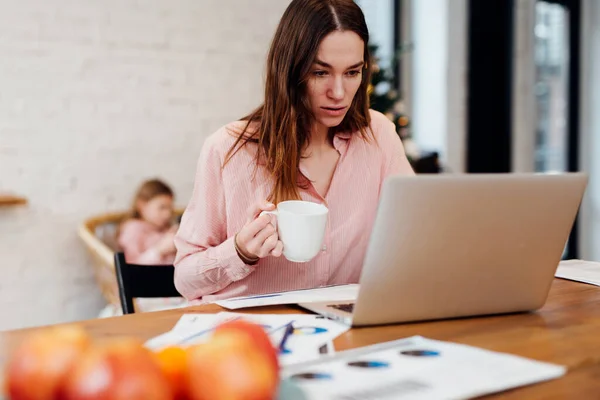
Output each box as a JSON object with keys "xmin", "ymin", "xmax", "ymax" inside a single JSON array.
[{"xmin": 306, "ymin": 30, "xmax": 365, "ymax": 132}]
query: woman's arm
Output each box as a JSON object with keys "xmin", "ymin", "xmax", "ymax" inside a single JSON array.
[{"xmin": 173, "ymin": 137, "xmax": 255, "ymax": 301}]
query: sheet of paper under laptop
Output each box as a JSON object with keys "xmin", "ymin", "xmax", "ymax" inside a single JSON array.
[
  {"xmin": 555, "ymin": 259, "xmax": 600, "ymax": 286},
  {"xmin": 214, "ymin": 284, "xmax": 359, "ymax": 310},
  {"xmin": 278, "ymin": 336, "xmax": 566, "ymax": 400}
]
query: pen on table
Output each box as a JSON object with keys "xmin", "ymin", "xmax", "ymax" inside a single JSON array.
[{"xmin": 278, "ymin": 322, "xmax": 295, "ymax": 353}]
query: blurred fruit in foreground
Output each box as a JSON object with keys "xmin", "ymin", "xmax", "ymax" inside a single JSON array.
[
  {"xmin": 4, "ymin": 326, "xmax": 91, "ymax": 400},
  {"xmin": 214, "ymin": 319, "xmax": 279, "ymax": 371},
  {"xmin": 3, "ymin": 319, "xmax": 280, "ymax": 400},
  {"xmin": 154, "ymin": 346, "xmax": 189, "ymax": 400},
  {"xmin": 61, "ymin": 338, "xmax": 172, "ymax": 400},
  {"xmin": 186, "ymin": 322, "xmax": 280, "ymax": 400}
]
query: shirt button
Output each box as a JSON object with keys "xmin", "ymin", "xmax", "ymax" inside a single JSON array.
[{"xmin": 322, "ymin": 245, "xmax": 327, "ymax": 251}]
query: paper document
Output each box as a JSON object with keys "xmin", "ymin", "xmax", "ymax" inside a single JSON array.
[
  {"xmin": 144, "ymin": 314, "xmax": 221, "ymax": 350},
  {"xmin": 278, "ymin": 336, "xmax": 566, "ymax": 400},
  {"xmin": 215, "ymin": 284, "xmax": 359, "ymax": 310},
  {"xmin": 145, "ymin": 312, "xmax": 349, "ymax": 367},
  {"xmin": 555, "ymin": 259, "xmax": 600, "ymax": 286}
]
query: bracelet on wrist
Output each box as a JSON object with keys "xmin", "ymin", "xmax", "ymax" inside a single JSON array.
[{"xmin": 234, "ymin": 234, "xmax": 259, "ymax": 265}]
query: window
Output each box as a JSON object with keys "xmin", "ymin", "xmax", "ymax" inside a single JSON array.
[{"xmin": 534, "ymin": 1, "xmax": 570, "ymax": 173}]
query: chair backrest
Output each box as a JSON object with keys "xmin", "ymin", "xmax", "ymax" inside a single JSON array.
[
  {"xmin": 78, "ymin": 209, "xmax": 184, "ymax": 307},
  {"xmin": 114, "ymin": 252, "xmax": 181, "ymax": 314}
]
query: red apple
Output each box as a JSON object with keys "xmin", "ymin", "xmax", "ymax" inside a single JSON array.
[
  {"xmin": 61, "ymin": 338, "xmax": 172, "ymax": 400},
  {"xmin": 186, "ymin": 331, "xmax": 279, "ymax": 400},
  {"xmin": 213, "ymin": 319, "xmax": 279, "ymax": 371},
  {"xmin": 4, "ymin": 325, "xmax": 91, "ymax": 400}
]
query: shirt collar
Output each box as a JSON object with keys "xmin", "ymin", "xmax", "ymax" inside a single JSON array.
[
  {"xmin": 332, "ymin": 131, "xmax": 352, "ymax": 155},
  {"xmin": 254, "ymin": 131, "xmax": 354, "ymax": 167}
]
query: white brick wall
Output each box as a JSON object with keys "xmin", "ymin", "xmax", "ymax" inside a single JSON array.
[{"xmin": 0, "ymin": 0, "xmax": 292, "ymax": 330}]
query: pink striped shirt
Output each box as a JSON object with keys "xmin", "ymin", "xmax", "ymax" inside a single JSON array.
[
  {"xmin": 118, "ymin": 219, "xmax": 175, "ymax": 265},
  {"xmin": 174, "ymin": 110, "xmax": 414, "ymax": 303}
]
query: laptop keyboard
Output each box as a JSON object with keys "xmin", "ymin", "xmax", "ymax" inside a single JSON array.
[{"xmin": 330, "ymin": 303, "xmax": 354, "ymax": 313}]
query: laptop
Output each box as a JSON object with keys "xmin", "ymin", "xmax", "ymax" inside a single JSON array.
[{"xmin": 299, "ymin": 173, "xmax": 588, "ymax": 327}]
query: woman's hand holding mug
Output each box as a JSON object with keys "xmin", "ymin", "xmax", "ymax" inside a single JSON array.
[
  {"xmin": 235, "ymin": 201, "xmax": 284, "ymax": 263},
  {"xmin": 236, "ymin": 200, "xmax": 329, "ymax": 264}
]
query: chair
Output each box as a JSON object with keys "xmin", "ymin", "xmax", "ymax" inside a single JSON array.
[
  {"xmin": 78, "ymin": 209, "xmax": 184, "ymax": 309},
  {"xmin": 114, "ymin": 252, "xmax": 182, "ymax": 314}
]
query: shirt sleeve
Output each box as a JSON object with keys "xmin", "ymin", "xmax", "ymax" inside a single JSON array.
[{"xmin": 173, "ymin": 136, "xmax": 255, "ymax": 301}]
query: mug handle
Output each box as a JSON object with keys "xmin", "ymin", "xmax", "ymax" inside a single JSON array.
[{"xmin": 259, "ymin": 210, "xmax": 279, "ymax": 217}]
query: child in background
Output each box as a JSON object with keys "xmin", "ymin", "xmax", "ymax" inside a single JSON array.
[
  {"xmin": 98, "ymin": 179, "xmax": 187, "ymax": 318},
  {"xmin": 118, "ymin": 179, "xmax": 178, "ymax": 265}
]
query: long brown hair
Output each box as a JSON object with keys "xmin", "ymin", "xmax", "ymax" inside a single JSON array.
[{"xmin": 225, "ymin": 0, "xmax": 372, "ymax": 204}]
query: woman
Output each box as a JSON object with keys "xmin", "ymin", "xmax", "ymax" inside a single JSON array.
[{"xmin": 174, "ymin": 0, "xmax": 414, "ymax": 303}]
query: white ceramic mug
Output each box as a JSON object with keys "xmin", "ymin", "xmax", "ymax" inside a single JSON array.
[{"xmin": 261, "ymin": 200, "xmax": 329, "ymax": 262}]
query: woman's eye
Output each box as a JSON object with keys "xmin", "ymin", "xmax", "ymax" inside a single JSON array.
[
  {"xmin": 346, "ymin": 70, "xmax": 361, "ymax": 77},
  {"xmin": 313, "ymin": 70, "xmax": 328, "ymax": 77}
]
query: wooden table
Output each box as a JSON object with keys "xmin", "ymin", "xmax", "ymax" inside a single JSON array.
[
  {"xmin": 0, "ymin": 195, "xmax": 27, "ymax": 207},
  {"xmin": 2, "ymin": 279, "xmax": 600, "ymax": 399}
]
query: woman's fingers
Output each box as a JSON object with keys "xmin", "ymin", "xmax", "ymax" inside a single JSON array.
[
  {"xmin": 246, "ymin": 201, "xmax": 276, "ymax": 223},
  {"xmin": 245, "ymin": 224, "xmax": 277, "ymax": 257},
  {"xmin": 236, "ymin": 200, "xmax": 279, "ymax": 260},
  {"xmin": 270, "ymin": 240, "xmax": 284, "ymax": 257}
]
